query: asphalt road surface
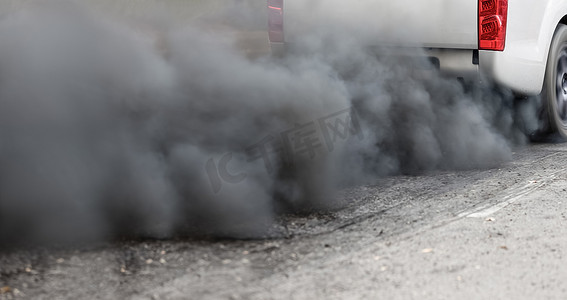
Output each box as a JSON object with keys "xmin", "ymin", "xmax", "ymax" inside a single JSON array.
[{"xmin": 1, "ymin": 142, "xmax": 566, "ymax": 300}]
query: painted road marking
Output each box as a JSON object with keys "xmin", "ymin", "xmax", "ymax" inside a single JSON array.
[{"xmin": 459, "ymin": 171, "xmax": 561, "ymax": 219}]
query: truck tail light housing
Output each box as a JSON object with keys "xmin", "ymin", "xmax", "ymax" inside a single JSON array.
[
  {"xmin": 268, "ymin": 0, "xmax": 284, "ymax": 43},
  {"xmin": 479, "ymin": 0, "xmax": 508, "ymax": 51}
]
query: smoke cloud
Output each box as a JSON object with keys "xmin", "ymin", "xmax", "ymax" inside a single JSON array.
[{"xmin": 0, "ymin": 1, "xmax": 526, "ymax": 244}]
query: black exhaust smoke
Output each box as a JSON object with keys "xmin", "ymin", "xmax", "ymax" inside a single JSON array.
[{"xmin": 0, "ymin": 1, "xmax": 526, "ymax": 244}]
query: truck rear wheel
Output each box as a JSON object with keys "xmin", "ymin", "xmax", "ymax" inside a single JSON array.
[{"xmin": 541, "ymin": 24, "xmax": 567, "ymax": 140}]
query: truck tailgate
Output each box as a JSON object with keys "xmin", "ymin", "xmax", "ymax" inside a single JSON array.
[{"xmin": 283, "ymin": 0, "xmax": 478, "ymax": 49}]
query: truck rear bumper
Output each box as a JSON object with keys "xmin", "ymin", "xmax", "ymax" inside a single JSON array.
[
  {"xmin": 422, "ymin": 48, "xmax": 479, "ymax": 81},
  {"xmin": 271, "ymin": 43, "xmax": 545, "ymax": 95},
  {"xmin": 271, "ymin": 43, "xmax": 480, "ymax": 82}
]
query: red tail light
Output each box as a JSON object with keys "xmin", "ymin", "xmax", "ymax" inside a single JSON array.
[
  {"xmin": 479, "ymin": 0, "xmax": 508, "ymax": 51},
  {"xmin": 268, "ymin": 0, "xmax": 284, "ymax": 43}
]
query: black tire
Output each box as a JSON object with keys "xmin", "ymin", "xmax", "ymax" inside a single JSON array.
[{"xmin": 541, "ymin": 24, "xmax": 567, "ymax": 140}]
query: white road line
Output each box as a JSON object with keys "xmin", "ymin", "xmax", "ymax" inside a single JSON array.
[
  {"xmin": 466, "ymin": 182, "xmax": 546, "ymax": 218},
  {"xmin": 459, "ymin": 170, "xmax": 562, "ymax": 219}
]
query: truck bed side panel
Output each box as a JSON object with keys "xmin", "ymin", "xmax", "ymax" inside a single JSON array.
[{"xmin": 284, "ymin": 0, "xmax": 478, "ymax": 49}]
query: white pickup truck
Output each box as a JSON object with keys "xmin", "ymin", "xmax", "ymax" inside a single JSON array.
[{"xmin": 267, "ymin": 0, "xmax": 567, "ymax": 139}]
